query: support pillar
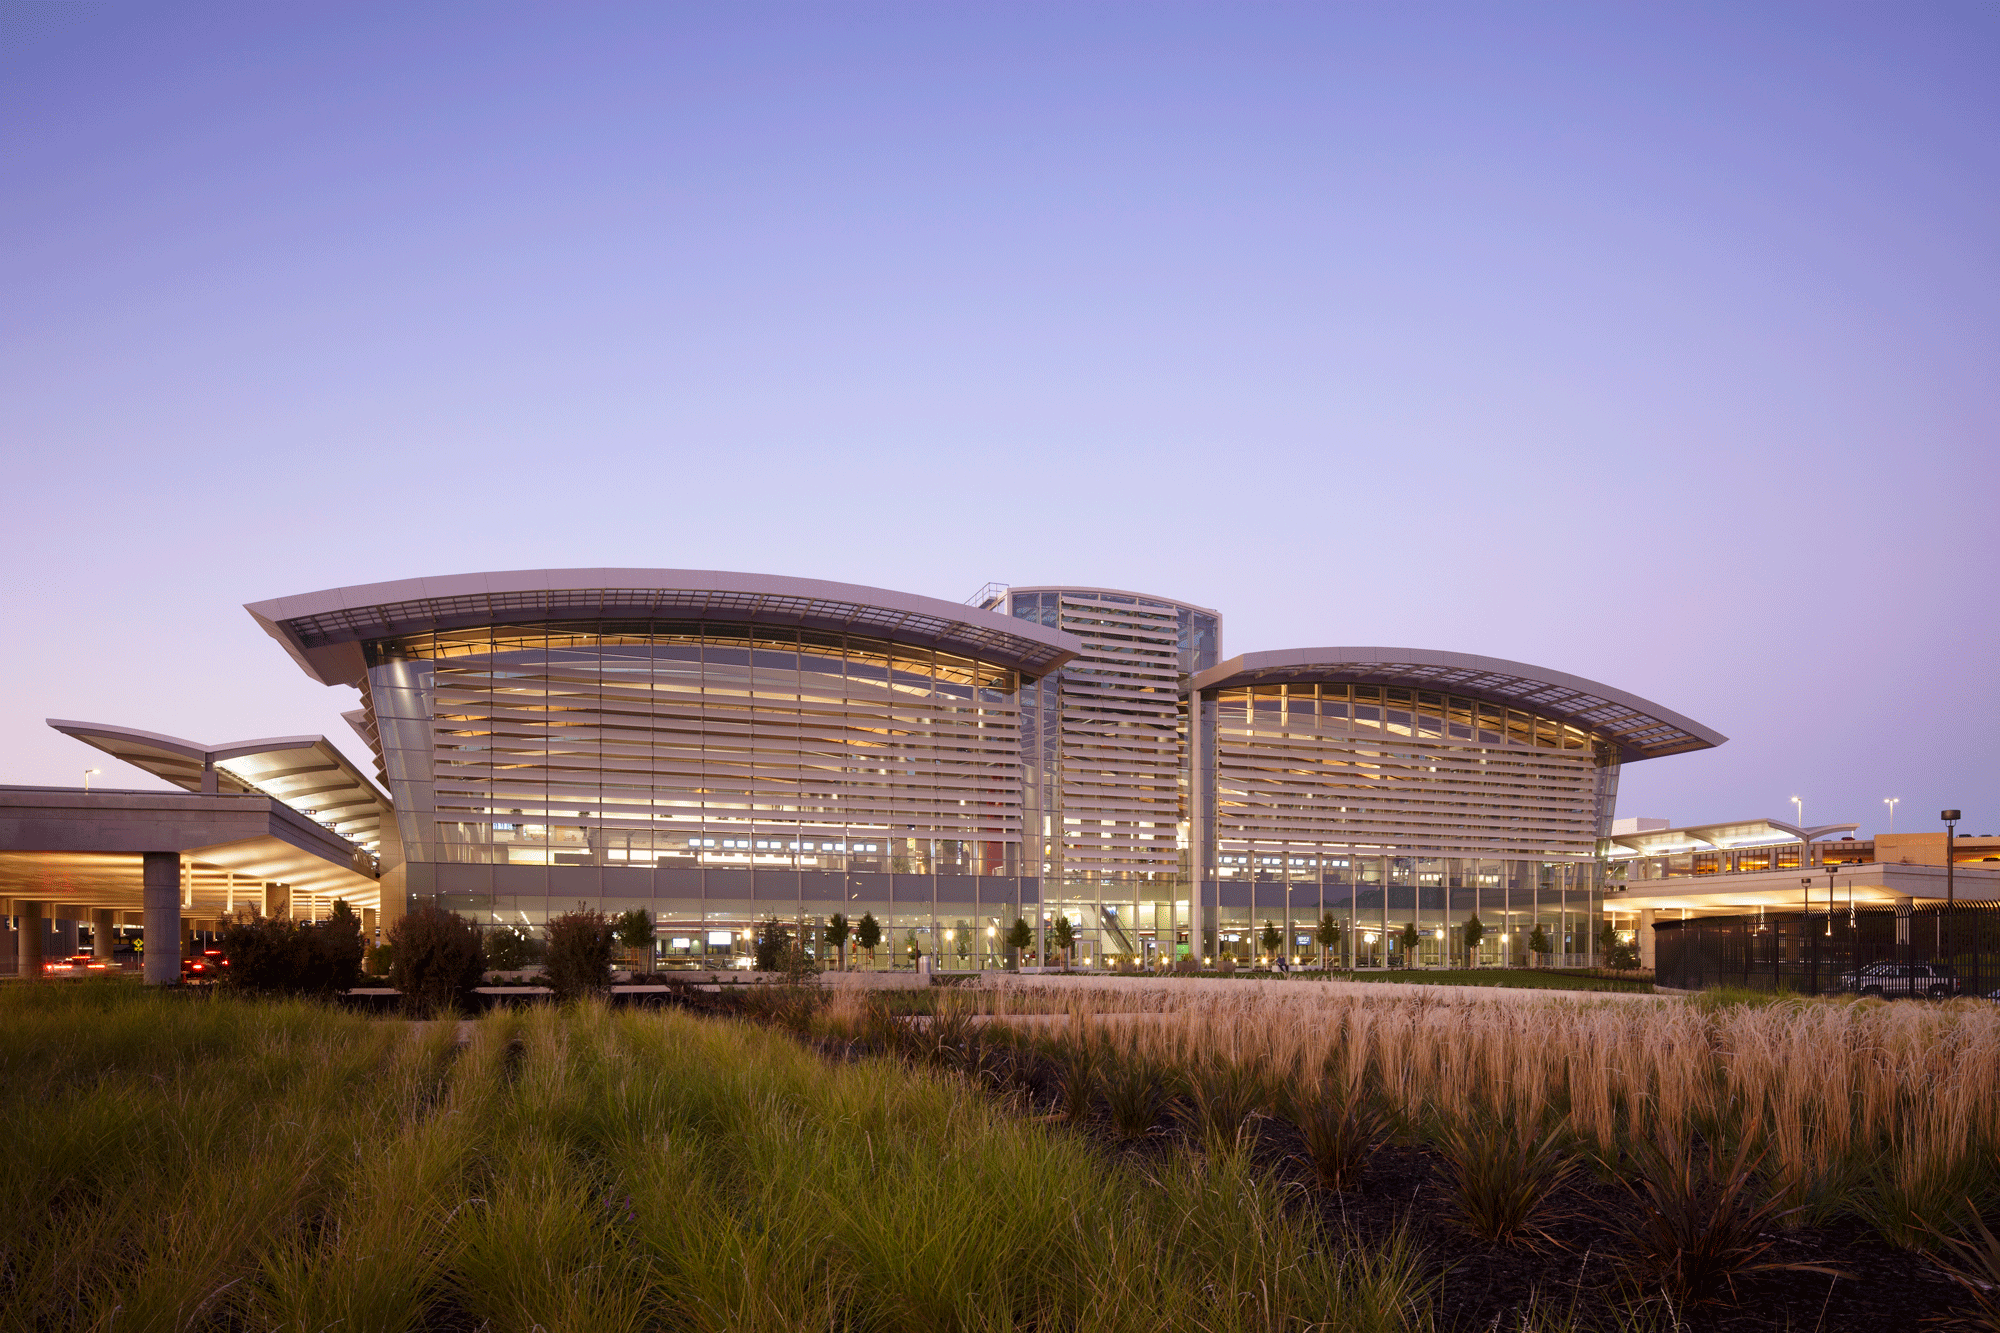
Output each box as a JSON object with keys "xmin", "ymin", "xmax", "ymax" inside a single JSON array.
[
  {"xmin": 92, "ymin": 908, "xmax": 115, "ymax": 960},
  {"xmin": 16, "ymin": 901, "xmax": 44, "ymax": 977},
  {"xmin": 143, "ymin": 853, "xmax": 182, "ymax": 985},
  {"xmin": 1638, "ymin": 908, "xmax": 1656, "ymax": 970}
]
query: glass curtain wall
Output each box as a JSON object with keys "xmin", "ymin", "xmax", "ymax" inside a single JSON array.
[
  {"xmin": 1201, "ymin": 681, "xmax": 1615, "ymax": 968},
  {"xmin": 363, "ymin": 621, "xmax": 1033, "ymax": 968}
]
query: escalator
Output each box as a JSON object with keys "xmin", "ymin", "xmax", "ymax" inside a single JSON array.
[{"xmin": 1098, "ymin": 906, "xmax": 1135, "ymax": 955}]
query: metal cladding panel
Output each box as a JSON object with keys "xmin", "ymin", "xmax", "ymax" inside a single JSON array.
[
  {"xmin": 799, "ymin": 870, "xmax": 846, "ymax": 902},
  {"xmin": 599, "ymin": 867, "xmax": 652, "ymax": 899},
  {"xmin": 753, "ymin": 872, "xmax": 802, "ymax": 901},
  {"xmin": 936, "ymin": 874, "xmax": 981, "ymax": 903}
]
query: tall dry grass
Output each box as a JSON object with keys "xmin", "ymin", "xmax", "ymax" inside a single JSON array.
[{"xmin": 965, "ymin": 979, "xmax": 2000, "ymax": 1245}]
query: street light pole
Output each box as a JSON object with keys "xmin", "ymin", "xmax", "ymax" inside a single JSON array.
[
  {"xmin": 1942, "ymin": 810, "xmax": 1960, "ymax": 910},
  {"xmin": 1792, "ymin": 796, "xmax": 1804, "ymax": 827},
  {"xmin": 1884, "ymin": 797, "xmax": 1899, "ymax": 833},
  {"xmin": 1942, "ymin": 810, "xmax": 1960, "ymax": 971}
]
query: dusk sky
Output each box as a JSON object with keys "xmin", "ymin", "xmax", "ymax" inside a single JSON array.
[{"xmin": 4, "ymin": 2, "xmax": 1995, "ymax": 837}]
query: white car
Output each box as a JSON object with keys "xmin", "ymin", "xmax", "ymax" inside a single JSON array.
[{"xmin": 1839, "ymin": 962, "xmax": 1960, "ymax": 999}]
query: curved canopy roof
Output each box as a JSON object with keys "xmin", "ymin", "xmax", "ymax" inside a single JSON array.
[
  {"xmin": 1189, "ymin": 647, "xmax": 1725, "ymax": 763},
  {"xmin": 1606, "ymin": 818, "xmax": 1860, "ymax": 856},
  {"xmin": 48, "ymin": 720, "xmax": 390, "ymax": 851},
  {"xmin": 247, "ymin": 569, "xmax": 1082, "ymax": 686}
]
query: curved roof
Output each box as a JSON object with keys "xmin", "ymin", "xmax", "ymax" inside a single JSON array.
[
  {"xmin": 47, "ymin": 720, "xmax": 390, "ymax": 851},
  {"xmin": 1606, "ymin": 818, "xmax": 1860, "ymax": 855},
  {"xmin": 246, "ymin": 568, "xmax": 1083, "ymax": 686},
  {"xmin": 1188, "ymin": 647, "xmax": 1725, "ymax": 763}
]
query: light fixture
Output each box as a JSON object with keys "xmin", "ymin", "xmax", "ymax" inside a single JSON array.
[{"xmin": 83, "ymin": 768, "xmax": 101, "ymax": 793}]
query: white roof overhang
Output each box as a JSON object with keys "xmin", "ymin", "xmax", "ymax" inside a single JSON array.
[
  {"xmin": 48, "ymin": 721, "xmax": 390, "ymax": 852},
  {"xmin": 1189, "ymin": 647, "xmax": 1724, "ymax": 763},
  {"xmin": 245, "ymin": 568, "xmax": 1083, "ymax": 686}
]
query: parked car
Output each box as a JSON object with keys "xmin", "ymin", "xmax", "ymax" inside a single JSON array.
[
  {"xmin": 181, "ymin": 948, "xmax": 229, "ymax": 982},
  {"xmin": 43, "ymin": 952, "xmax": 115, "ymax": 975},
  {"xmin": 1838, "ymin": 961, "xmax": 1960, "ymax": 999}
]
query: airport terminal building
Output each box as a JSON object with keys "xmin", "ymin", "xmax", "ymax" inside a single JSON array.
[
  {"xmin": 227, "ymin": 569, "xmax": 1724, "ymax": 969},
  {"xmin": 11, "ymin": 568, "xmax": 1730, "ymax": 973}
]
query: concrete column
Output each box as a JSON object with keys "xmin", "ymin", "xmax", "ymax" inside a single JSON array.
[
  {"xmin": 16, "ymin": 901, "xmax": 44, "ymax": 977},
  {"xmin": 265, "ymin": 883, "xmax": 290, "ymax": 919},
  {"xmin": 92, "ymin": 908, "xmax": 116, "ymax": 960},
  {"xmin": 1638, "ymin": 908, "xmax": 1656, "ymax": 970},
  {"xmin": 142, "ymin": 853, "xmax": 182, "ymax": 985}
]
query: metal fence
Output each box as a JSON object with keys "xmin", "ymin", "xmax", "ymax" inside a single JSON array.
[{"xmin": 1654, "ymin": 899, "xmax": 2000, "ymax": 997}]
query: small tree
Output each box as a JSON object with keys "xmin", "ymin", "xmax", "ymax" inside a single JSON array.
[
  {"xmin": 485, "ymin": 925, "xmax": 530, "ymax": 971},
  {"xmin": 1049, "ymin": 915, "xmax": 1076, "ymax": 970},
  {"xmin": 389, "ymin": 901, "xmax": 485, "ymax": 1015},
  {"xmin": 1599, "ymin": 919, "xmax": 1640, "ymax": 970},
  {"xmin": 1259, "ymin": 920, "xmax": 1282, "ymax": 962},
  {"xmin": 755, "ymin": 917, "xmax": 792, "ymax": 972},
  {"xmin": 544, "ymin": 905, "xmax": 615, "ymax": 1000},
  {"xmin": 903, "ymin": 930, "xmax": 922, "ymax": 965},
  {"xmin": 1464, "ymin": 914, "xmax": 1486, "ymax": 967},
  {"xmin": 856, "ymin": 911, "xmax": 882, "ymax": 966},
  {"xmin": 1002, "ymin": 917, "xmax": 1033, "ymax": 967},
  {"xmin": 1527, "ymin": 923, "xmax": 1552, "ymax": 966},
  {"xmin": 614, "ymin": 908, "xmax": 654, "ymax": 969},
  {"xmin": 1398, "ymin": 921, "xmax": 1422, "ymax": 966},
  {"xmin": 825, "ymin": 912, "xmax": 850, "ymax": 970},
  {"xmin": 1314, "ymin": 911, "xmax": 1341, "ymax": 970}
]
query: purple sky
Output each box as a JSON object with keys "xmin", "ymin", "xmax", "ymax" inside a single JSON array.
[{"xmin": 4, "ymin": 2, "xmax": 1995, "ymax": 838}]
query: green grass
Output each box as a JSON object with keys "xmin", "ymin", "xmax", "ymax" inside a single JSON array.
[{"xmin": 0, "ymin": 976, "xmax": 1438, "ymax": 1332}]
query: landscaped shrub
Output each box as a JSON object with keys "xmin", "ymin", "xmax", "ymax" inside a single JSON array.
[
  {"xmin": 218, "ymin": 902, "xmax": 364, "ymax": 995},
  {"xmin": 1437, "ymin": 1113, "xmax": 1576, "ymax": 1246},
  {"xmin": 1176, "ymin": 1055, "xmax": 1270, "ymax": 1157},
  {"xmin": 1284, "ymin": 1087, "xmax": 1387, "ymax": 1191},
  {"xmin": 543, "ymin": 906, "xmax": 615, "ymax": 1000},
  {"xmin": 1097, "ymin": 1055, "xmax": 1169, "ymax": 1140},
  {"xmin": 1053, "ymin": 1038, "xmax": 1102, "ymax": 1124},
  {"xmin": 1610, "ymin": 1136, "xmax": 1839, "ymax": 1309},
  {"xmin": 388, "ymin": 901, "xmax": 485, "ymax": 1014}
]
